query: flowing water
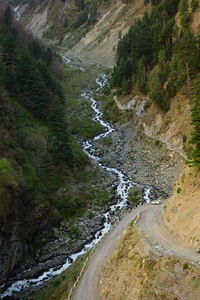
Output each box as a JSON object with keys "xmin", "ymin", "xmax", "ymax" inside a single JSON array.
[
  {"xmin": 13, "ymin": 6, "xmax": 21, "ymax": 21},
  {"xmin": 0, "ymin": 57, "xmax": 155, "ymax": 299}
]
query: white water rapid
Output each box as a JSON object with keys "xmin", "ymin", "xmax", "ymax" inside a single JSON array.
[
  {"xmin": 13, "ymin": 6, "xmax": 21, "ymax": 21},
  {"xmin": 0, "ymin": 57, "xmax": 155, "ymax": 299}
]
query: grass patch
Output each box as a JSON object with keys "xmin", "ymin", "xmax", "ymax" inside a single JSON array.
[{"xmin": 101, "ymin": 137, "xmax": 113, "ymax": 146}]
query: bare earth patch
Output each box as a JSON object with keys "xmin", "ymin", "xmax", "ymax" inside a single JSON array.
[{"xmin": 165, "ymin": 166, "xmax": 200, "ymax": 250}]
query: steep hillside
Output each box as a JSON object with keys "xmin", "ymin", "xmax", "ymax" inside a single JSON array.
[{"xmin": 164, "ymin": 166, "xmax": 200, "ymax": 249}]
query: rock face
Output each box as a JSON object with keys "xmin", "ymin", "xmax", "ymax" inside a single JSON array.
[
  {"xmin": 0, "ymin": 218, "xmax": 24, "ymax": 284},
  {"xmin": 0, "ymin": 199, "xmax": 60, "ymax": 284}
]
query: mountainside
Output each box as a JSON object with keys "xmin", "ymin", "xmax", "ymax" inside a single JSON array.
[{"xmin": 12, "ymin": 0, "xmax": 150, "ymax": 66}]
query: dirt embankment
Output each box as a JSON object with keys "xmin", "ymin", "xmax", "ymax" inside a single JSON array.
[
  {"xmin": 115, "ymin": 91, "xmax": 191, "ymax": 160},
  {"xmin": 99, "ymin": 225, "xmax": 200, "ymax": 300},
  {"xmin": 164, "ymin": 166, "xmax": 200, "ymax": 250}
]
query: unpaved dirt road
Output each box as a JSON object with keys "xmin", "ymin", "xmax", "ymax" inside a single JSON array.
[
  {"xmin": 139, "ymin": 204, "xmax": 200, "ymax": 263},
  {"xmin": 72, "ymin": 203, "xmax": 200, "ymax": 300},
  {"xmin": 72, "ymin": 204, "xmax": 151, "ymax": 300}
]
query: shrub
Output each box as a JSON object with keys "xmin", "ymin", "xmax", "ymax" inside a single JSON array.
[
  {"xmin": 128, "ymin": 187, "xmax": 140, "ymax": 206},
  {"xmin": 177, "ymin": 187, "xmax": 182, "ymax": 193}
]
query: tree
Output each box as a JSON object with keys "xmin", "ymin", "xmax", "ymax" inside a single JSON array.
[
  {"xmin": 2, "ymin": 35, "xmax": 18, "ymax": 91},
  {"xmin": 179, "ymin": 0, "xmax": 190, "ymax": 27},
  {"xmin": 48, "ymin": 96, "xmax": 73, "ymax": 165},
  {"xmin": 63, "ymin": 17, "xmax": 68, "ymax": 28},
  {"xmin": 45, "ymin": 47, "xmax": 53, "ymax": 65},
  {"xmin": 75, "ymin": 0, "xmax": 85, "ymax": 10},
  {"xmin": 4, "ymin": 6, "xmax": 12, "ymax": 27},
  {"xmin": 190, "ymin": 75, "xmax": 200, "ymax": 166},
  {"xmin": 28, "ymin": 40, "xmax": 42, "ymax": 59},
  {"xmin": 17, "ymin": 51, "xmax": 49, "ymax": 120},
  {"xmin": 136, "ymin": 56, "xmax": 147, "ymax": 93}
]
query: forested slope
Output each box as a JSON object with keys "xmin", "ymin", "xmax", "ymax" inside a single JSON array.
[{"xmin": 0, "ymin": 5, "xmax": 103, "ymax": 284}]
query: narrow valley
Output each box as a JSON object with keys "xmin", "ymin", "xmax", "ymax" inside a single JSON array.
[{"xmin": 1, "ymin": 0, "xmax": 200, "ymax": 299}]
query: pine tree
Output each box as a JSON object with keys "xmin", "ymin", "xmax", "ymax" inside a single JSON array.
[
  {"xmin": 4, "ymin": 5, "xmax": 12, "ymax": 27},
  {"xmin": 2, "ymin": 35, "xmax": 18, "ymax": 91},
  {"xmin": 75, "ymin": 0, "xmax": 85, "ymax": 10},
  {"xmin": 191, "ymin": 75, "xmax": 200, "ymax": 166},
  {"xmin": 48, "ymin": 96, "xmax": 73, "ymax": 165},
  {"xmin": 17, "ymin": 51, "xmax": 49, "ymax": 120}
]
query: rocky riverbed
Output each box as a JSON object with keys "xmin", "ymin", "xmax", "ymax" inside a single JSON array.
[{"xmin": 93, "ymin": 120, "xmax": 183, "ymax": 196}]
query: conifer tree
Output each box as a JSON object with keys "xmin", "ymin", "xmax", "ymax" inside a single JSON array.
[
  {"xmin": 4, "ymin": 5, "xmax": 12, "ymax": 27},
  {"xmin": 191, "ymin": 75, "xmax": 200, "ymax": 166},
  {"xmin": 48, "ymin": 96, "xmax": 73, "ymax": 165},
  {"xmin": 2, "ymin": 35, "xmax": 18, "ymax": 91}
]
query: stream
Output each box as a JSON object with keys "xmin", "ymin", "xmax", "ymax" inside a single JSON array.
[{"xmin": 0, "ymin": 57, "xmax": 155, "ymax": 299}]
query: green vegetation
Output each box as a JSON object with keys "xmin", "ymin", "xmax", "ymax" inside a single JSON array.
[
  {"xmin": 177, "ymin": 187, "xmax": 182, "ymax": 193},
  {"xmin": 128, "ymin": 186, "xmax": 140, "ymax": 206},
  {"xmin": 98, "ymin": 93, "xmax": 132, "ymax": 124},
  {"xmin": 154, "ymin": 139, "xmax": 162, "ymax": 147},
  {"xmin": 189, "ymin": 75, "xmax": 200, "ymax": 166},
  {"xmin": 0, "ymin": 158, "xmax": 18, "ymax": 218},
  {"xmin": 183, "ymin": 263, "xmax": 189, "ymax": 270},
  {"xmin": 101, "ymin": 137, "xmax": 113, "ymax": 146},
  {"xmin": 127, "ymin": 149, "xmax": 136, "ymax": 160},
  {"xmin": 0, "ymin": 158, "xmax": 17, "ymax": 193},
  {"xmin": 63, "ymin": 67, "xmax": 103, "ymax": 139}
]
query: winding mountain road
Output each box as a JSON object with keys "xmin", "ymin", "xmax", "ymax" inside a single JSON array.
[
  {"xmin": 139, "ymin": 203, "xmax": 200, "ymax": 264},
  {"xmin": 72, "ymin": 202, "xmax": 200, "ymax": 300}
]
